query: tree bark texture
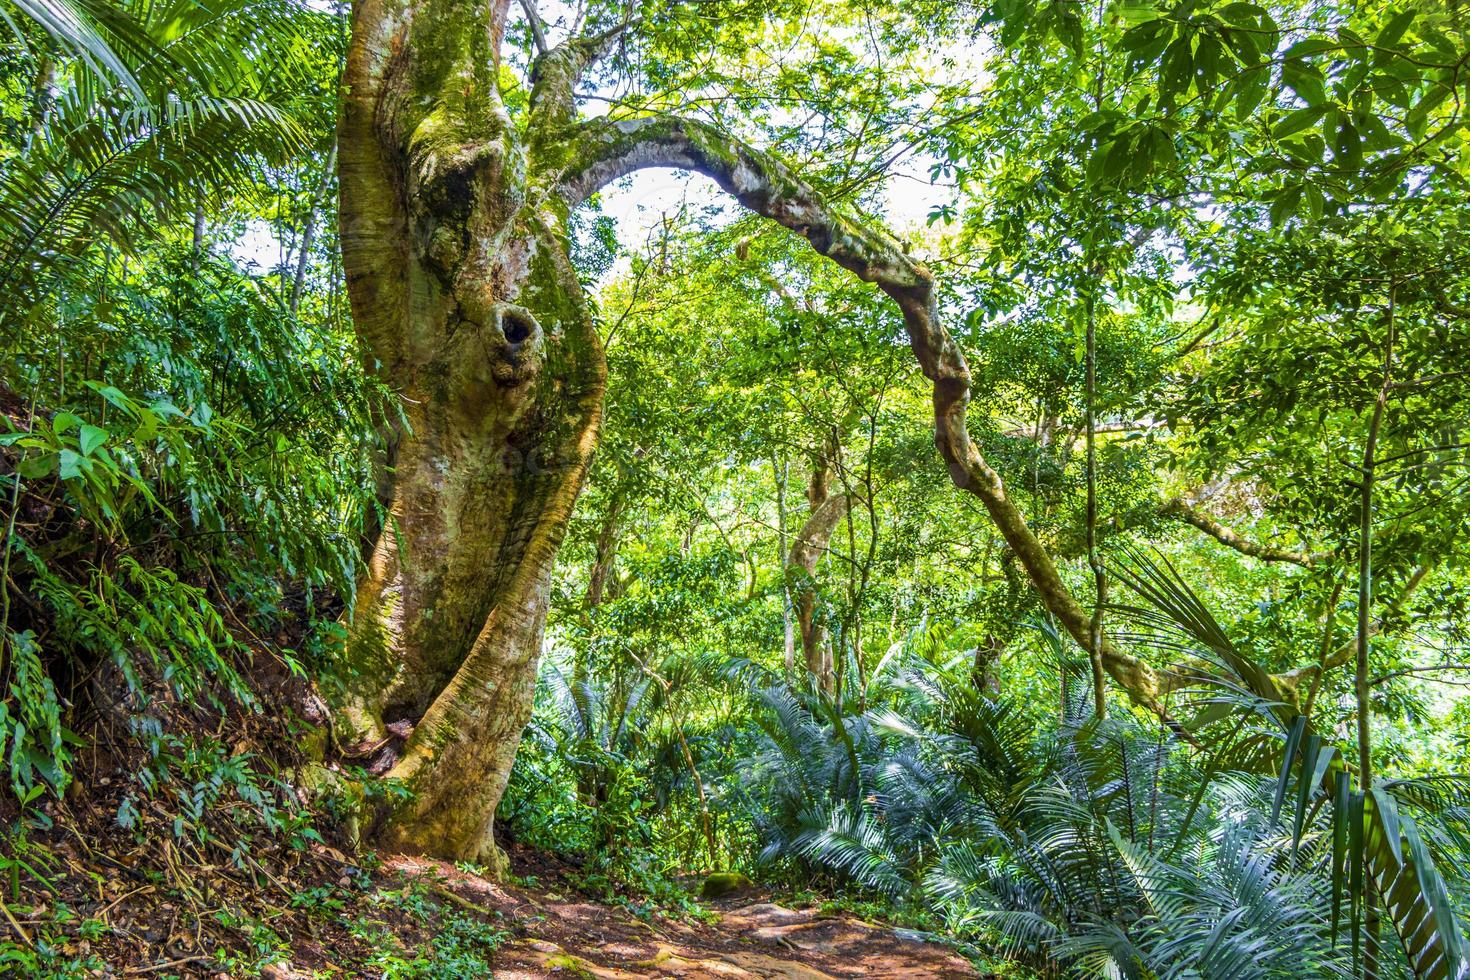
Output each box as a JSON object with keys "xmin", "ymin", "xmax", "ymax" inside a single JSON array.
[{"xmin": 337, "ymin": 0, "xmax": 605, "ymax": 864}]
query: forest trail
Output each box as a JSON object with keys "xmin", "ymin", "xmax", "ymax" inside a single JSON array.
[{"xmin": 388, "ymin": 854, "xmax": 982, "ymax": 980}]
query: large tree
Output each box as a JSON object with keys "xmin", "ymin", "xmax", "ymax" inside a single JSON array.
[{"xmin": 332, "ymin": 0, "xmax": 1194, "ymax": 864}]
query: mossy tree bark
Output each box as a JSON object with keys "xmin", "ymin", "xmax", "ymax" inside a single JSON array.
[
  {"xmin": 337, "ymin": 0, "xmax": 1204, "ymax": 864},
  {"xmin": 337, "ymin": 0, "xmax": 607, "ymax": 864}
]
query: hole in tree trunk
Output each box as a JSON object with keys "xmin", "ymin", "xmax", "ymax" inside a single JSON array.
[{"xmin": 502, "ymin": 309, "xmax": 534, "ymax": 345}]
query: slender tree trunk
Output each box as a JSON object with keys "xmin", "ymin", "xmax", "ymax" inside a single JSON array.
[
  {"xmin": 27, "ymin": 55, "xmax": 54, "ymax": 148},
  {"xmin": 790, "ymin": 457, "xmax": 849, "ymax": 691},
  {"xmin": 290, "ymin": 145, "xmax": 337, "ymax": 315},
  {"xmin": 1084, "ymin": 288, "xmax": 1107, "ymax": 720},
  {"xmin": 1357, "ymin": 293, "xmax": 1395, "ymax": 979},
  {"xmin": 584, "ymin": 490, "xmax": 626, "ymax": 612},
  {"xmin": 192, "ymin": 202, "xmax": 207, "ymax": 255},
  {"xmin": 773, "ymin": 452, "xmax": 796, "ymax": 679},
  {"xmin": 1356, "ymin": 298, "xmax": 1395, "ymax": 789}
]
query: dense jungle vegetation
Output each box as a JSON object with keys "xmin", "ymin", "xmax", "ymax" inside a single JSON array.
[{"xmin": 1, "ymin": 0, "xmax": 1469, "ymax": 975}]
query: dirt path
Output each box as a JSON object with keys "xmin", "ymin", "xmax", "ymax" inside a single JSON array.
[{"xmin": 388, "ymin": 854, "xmax": 982, "ymax": 980}]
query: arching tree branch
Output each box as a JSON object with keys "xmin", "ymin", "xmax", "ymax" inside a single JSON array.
[{"xmin": 556, "ymin": 114, "xmax": 1189, "ymax": 732}]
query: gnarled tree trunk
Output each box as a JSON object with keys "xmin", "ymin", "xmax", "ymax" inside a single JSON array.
[{"xmin": 336, "ymin": 0, "xmax": 606, "ymax": 865}]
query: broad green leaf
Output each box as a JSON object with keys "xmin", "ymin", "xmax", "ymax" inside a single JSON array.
[
  {"xmin": 79, "ymin": 424, "xmax": 107, "ymax": 456},
  {"xmin": 1269, "ymin": 183, "xmax": 1303, "ymax": 226},
  {"xmin": 1374, "ymin": 10, "xmax": 1416, "ymax": 54},
  {"xmin": 1282, "ymin": 61, "xmax": 1326, "ymax": 106},
  {"xmin": 1274, "ymin": 105, "xmax": 1326, "ymax": 140},
  {"xmin": 17, "ymin": 454, "xmax": 56, "ymax": 479},
  {"xmin": 1234, "ymin": 65, "xmax": 1270, "ymax": 120},
  {"xmin": 58, "ymin": 448, "xmax": 84, "ymax": 481},
  {"xmin": 1160, "ymin": 38, "xmax": 1193, "ymax": 102}
]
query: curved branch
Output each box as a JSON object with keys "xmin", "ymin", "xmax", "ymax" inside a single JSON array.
[
  {"xmin": 557, "ymin": 114, "xmax": 1187, "ymax": 731},
  {"xmin": 1162, "ymin": 497, "xmax": 1328, "ymax": 567}
]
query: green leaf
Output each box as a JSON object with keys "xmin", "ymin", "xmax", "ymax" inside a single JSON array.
[
  {"xmin": 1219, "ymin": 26, "xmax": 1259, "ymax": 67},
  {"xmin": 1374, "ymin": 10, "xmax": 1416, "ymax": 54},
  {"xmin": 58, "ymin": 449, "xmax": 84, "ymax": 481},
  {"xmin": 1283, "ymin": 37, "xmax": 1340, "ymax": 60},
  {"xmin": 1160, "ymin": 38, "xmax": 1194, "ymax": 103},
  {"xmin": 51, "ymin": 412, "xmax": 81, "ymax": 436},
  {"xmin": 1369, "ymin": 787, "xmax": 1403, "ymax": 867},
  {"xmin": 1291, "ymin": 733, "xmax": 1321, "ymax": 847},
  {"xmin": 79, "ymin": 424, "xmax": 107, "ymax": 456},
  {"xmin": 1282, "ymin": 61, "xmax": 1326, "ymax": 106},
  {"xmin": 1121, "ymin": 18, "xmax": 1169, "ymax": 51},
  {"xmin": 85, "ymin": 383, "xmax": 139, "ymax": 418},
  {"xmin": 1332, "ymin": 119, "xmax": 1362, "ymax": 171},
  {"xmin": 133, "ymin": 407, "xmax": 160, "ymax": 442},
  {"xmin": 1302, "ymin": 183, "xmax": 1325, "ymax": 222},
  {"xmin": 17, "ymin": 454, "xmax": 56, "ymax": 479},
  {"xmin": 1194, "ymin": 35, "xmax": 1224, "ymax": 94},
  {"xmin": 1272, "ymin": 714, "xmax": 1306, "ymax": 824},
  {"xmin": 1349, "ymin": 790, "xmax": 1364, "ymax": 966},
  {"xmin": 1216, "ymin": 2, "xmax": 1265, "ymax": 27},
  {"xmin": 1273, "ymin": 105, "xmax": 1326, "ymax": 140},
  {"xmin": 1331, "ymin": 771, "xmax": 1349, "ymax": 944},
  {"xmin": 1405, "ymin": 85, "xmax": 1452, "ymax": 140},
  {"xmin": 1233, "ymin": 65, "xmax": 1270, "ymax": 120},
  {"xmin": 1356, "ymin": 113, "xmax": 1399, "ymax": 153},
  {"xmin": 1145, "ymin": 126, "xmax": 1177, "ymax": 171},
  {"xmin": 1400, "ymin": 816, "xmax": 1469, "ymax": 973},
  {"xmin": 1269, "ymin": 183, "xmax": 1303, "ymax": 226}
]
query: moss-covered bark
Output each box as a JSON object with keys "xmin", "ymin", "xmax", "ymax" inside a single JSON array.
[{"xmin": 338, "ymin": 0, "xmax": 605, "ymax": 863}]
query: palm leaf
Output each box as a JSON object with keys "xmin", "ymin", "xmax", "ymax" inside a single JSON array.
[{"xmin": 1115, "ymin": 548, "xmax": 1470, "ymax": 980}]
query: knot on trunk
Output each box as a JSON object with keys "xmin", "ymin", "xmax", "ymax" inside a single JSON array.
[{"xmin": 452, "ymin": 287, "xmax": 545, "ymax": 394}]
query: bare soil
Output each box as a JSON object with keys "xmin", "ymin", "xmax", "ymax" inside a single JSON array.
[{"xmin": 386, "ymin": 847, "xmax": 984, "ymax": 980}]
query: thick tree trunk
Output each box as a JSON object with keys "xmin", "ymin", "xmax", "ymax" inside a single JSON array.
[{"xmin": 336, "ymin": 0, "xmax": 604, "ymax": 865}]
